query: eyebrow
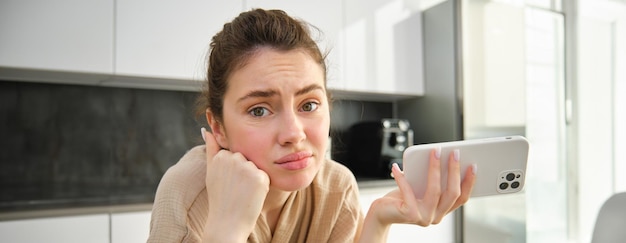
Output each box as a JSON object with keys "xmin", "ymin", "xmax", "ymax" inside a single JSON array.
[
  {"xmin": 237, "ymin": 84, "xmax": 324, "ymax": 103},
  {"xmin": 295, "ymin": 84, "xmax": 324, "ymax": 96},
  {"xmin": 237, "ymin": 89, "xmax": 277, "ymax": 103}
]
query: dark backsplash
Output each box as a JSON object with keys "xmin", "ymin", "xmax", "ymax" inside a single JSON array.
[
  {"xmin": 0, "ymin": 81, "xmax": 392, "ymax": 211},
  {"xmin": 329, "ymin": 99, "xmax": 393, "ymax": 169},
  {"xmin": 0, "ymin": 81, "xmax": 204, "ymax": 211}
]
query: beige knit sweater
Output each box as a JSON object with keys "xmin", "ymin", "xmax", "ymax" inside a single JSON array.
[{"xmin": 148, "ymin": 145, "xmax": 364, "ymax": 243}]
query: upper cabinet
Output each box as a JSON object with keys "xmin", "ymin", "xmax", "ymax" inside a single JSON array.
[
  {"xmin": 245, "ymin": 0, "xmax": 425, "ymax": 97},
  {"xmin": 0, "ymin": 0, "xmax": 114, "ymax": 74},
  {"xmin": 1, "ymin": 0, "xmax": 424, "ymax": 97},
  {"xmin": 344, "ymin": 0, "xmax": 424, "ymax": 96},
  {"xmin": 244, "ymin": 0, "xmax": 345, "ymax": 90},
  {"xmin": 115, "ymin": 0, "xmax": 242, "ymax": 81}
]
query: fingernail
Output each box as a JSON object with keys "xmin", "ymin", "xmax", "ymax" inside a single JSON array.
[
  {"xmin": 392, "ymin": 163, "xmax": 400, "ymax": 171},
  {"xmin": 201, "ymin": 127, "xmax": 207, "ymax": 142},
  {"xmin": 453, "ymin": 149, "xmax": 460, "ymax": 162},
  {"xmin": 435, "ymin": 147, "xmax": 441, "ymax": 159},
  {"xmin": 390, "ymin": 163, "xmax": 397, "ymax": 178},
  {"xmin": 472, "ymin": 164, "xmax": 478, "ymax": 175}
]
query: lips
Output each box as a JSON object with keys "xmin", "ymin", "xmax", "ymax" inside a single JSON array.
[{"xmin": 276, "ymin": 151, "xmax": 313, "ymax": 170}]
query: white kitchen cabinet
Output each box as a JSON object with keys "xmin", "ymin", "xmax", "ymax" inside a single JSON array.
[
  {"xmin": 344, "ymin": 0, "xmax": 424, "ymax": 96},
  {"xmin": 0, "ymin": 0, "xmax": 114, "ymax": 74},
  {"xmin": 1, "ymin": 1, "xmax": 425, "ymax": 97},
  {"xmin": 0, "ymin": 214, "xmax": 110, "ymax": 243},
  {"xmin": 359, "ymin": 185, "xmax": 456, "ymax": 243},
  {"xmin": 244, "ymin": 0, "xmax": 345, "ymax": 90},
  {"xmin": 111, "ymin": 211, "xmax": 152, "ymax": 243},
  {"xmin": 115, "ymin": 0, "xmax": 242, "ymax": 81}
]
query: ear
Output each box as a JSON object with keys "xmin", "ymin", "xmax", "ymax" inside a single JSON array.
[{"xmin": 205, "ymin": 109, "xmax": 229, "ymax": 149}]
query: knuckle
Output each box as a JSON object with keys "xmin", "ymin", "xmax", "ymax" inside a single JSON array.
[
  {"xmin": 413, "ymin": 212, "xmax": 434, "ymax": 226},
  {"xmin": 247, "ymin": 164, "xmax": 269, "ymax": 185},
  {"xmin": 212, "ymin": 150, "xmax": 225, "ymax": 159},
  {"xmin": 432, "ymin": 217, "xmax": 443, "ymax": 225},
  {"xmin": 429, "ymin": 187, "xmax": 442, "ymax": 197},
  {"xmin": 448, "ymin": 187, "xmax": 461, "ymax": 199},
  {"xmin": 256, "ymin": 171, "xmax": 269, "ymax": 183},
  {"xmin": 232, "ymin": 152, "xmax": 247, "ymax": 161},
  {"xmin": 406, "ymin": 210, "xmax": 420, "ymax": 222},
  {"xmin": 416, "ymin": 218, "xmax": 431, "ymax": 227},
  {"xmin": 458, "ymin": 194, "xmax": 470, "ymax": 204}
]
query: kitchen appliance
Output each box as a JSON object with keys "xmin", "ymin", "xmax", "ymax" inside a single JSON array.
[{"xmin": 347, "ymin": 118, "xmax": 413, "ymax": 178}]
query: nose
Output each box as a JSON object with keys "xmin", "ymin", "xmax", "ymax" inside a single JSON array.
[{"xmin": 278, "ymin": 110, "xmax": 306, "ymax": 146}]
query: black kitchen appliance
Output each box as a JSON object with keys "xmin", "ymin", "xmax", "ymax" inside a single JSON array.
[{"xmin": 347, "ymin": 119, "xmax": 413, "ymax": 178}]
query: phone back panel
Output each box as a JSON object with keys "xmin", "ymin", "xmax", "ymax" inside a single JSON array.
[{"xmin": 403, "ymin": 136, "xmax": 529, "ymax": 198}]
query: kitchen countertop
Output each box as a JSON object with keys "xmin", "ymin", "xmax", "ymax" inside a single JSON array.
[
  {"xmin": 0, "ymin": 179, "xmax": 396, "ymax": 221},
  {"xmin": 0, "ymin": 182, "xmax": 157, "ymax": 220},
  {"xmin": 0, "ymin": 203, "xmax": 153, "ymax": 221},
  {"xmin": 357, "ymin": 178, "xmax": 397, "ymax": 189}
]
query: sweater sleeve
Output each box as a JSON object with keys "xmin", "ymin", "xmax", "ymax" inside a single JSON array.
[
  {"xmin": 148, "ymin": 146, "xmax": 207, "ymax": 243},
  {"xmin": 327, "ymin": 166, "xmax": 364, "ymax": 242},
  {"xmin": 328, "ymin": 160, "xmax": 365, "ymax": 242}
]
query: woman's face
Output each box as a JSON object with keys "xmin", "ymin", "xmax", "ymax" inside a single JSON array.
[{"xmin": 211, "ymin": 47, "xmax": 330, "ymax": 192}]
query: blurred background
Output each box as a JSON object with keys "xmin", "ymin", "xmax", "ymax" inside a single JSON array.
[{"xmin": 1, "ymin": 0, "xmax": 624, "ymax": 242}]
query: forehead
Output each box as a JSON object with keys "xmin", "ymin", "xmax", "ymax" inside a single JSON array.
[
  {"xmin": 238, "ymin": 47, "xmax": 319, "ymax": 70},
  {"xmin": 227, "ymin": 48, "xmax": 325, "ymax": 90}
]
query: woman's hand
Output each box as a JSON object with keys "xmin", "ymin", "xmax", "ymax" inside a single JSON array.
[
  {"xmin": 360, "ymin": 148, "xmax": 476, "ymax": 242},
  {"xmin": 201, "ymin": 128, "xmax": 270, "ymax": 242}
]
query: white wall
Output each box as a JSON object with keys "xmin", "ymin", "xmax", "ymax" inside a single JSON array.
[{"xmin": 576, "ymin": 1, "xmax": 626, "ymax": 242}]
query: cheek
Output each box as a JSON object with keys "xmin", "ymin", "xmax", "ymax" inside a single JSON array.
[
  {"xmin": 227, "ymin": 128, "xmax": 272, "ymax": 163},
  {"xmin": 306, "ymin": 118, "xmax": 330, "ymax": 150}
]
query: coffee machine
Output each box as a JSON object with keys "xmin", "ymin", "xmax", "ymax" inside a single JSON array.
[{"xmin": 347, "ymin": 119, "xmax": 413, "ymax": 178}]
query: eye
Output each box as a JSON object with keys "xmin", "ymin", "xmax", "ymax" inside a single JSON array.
[
  {"xmin": 249, "ymin": 107, "xmax": 270, "ymax": 117},
  {"xmin": 300, "ymin": 101, "xmax": 319, "ymax": 112}
]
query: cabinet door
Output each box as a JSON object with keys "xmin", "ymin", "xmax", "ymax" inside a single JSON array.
[
  {"xmin": 115, "ymin": 0, "xmax": 242, "ymax": 80},
  {"xmin": 344, "ymin": 0, "xmax": 424, "ymax": 96},
  {"xmin": 0, "ymin": 0, "xmax": 114, "ymax": 74},
  {"xmin": 111, "ymin": 211, "xmax": 152, "ymax": 243},
  {"xmin": 0, "ymin": 214, "xmax": 110, "ymax": 243},
  {"xmin": 359, "ymin": 186, "xmax": 455, "ymax": 243},
  {"xmin": 244, "ymin": 0, "xmax": 345, "ymax": 90}
]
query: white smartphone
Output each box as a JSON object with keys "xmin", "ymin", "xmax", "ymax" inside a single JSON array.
[{"xmin": 403, "ymin": 136, "xmax": 529, "ymax": 199}]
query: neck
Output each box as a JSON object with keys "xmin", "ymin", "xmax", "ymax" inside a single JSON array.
[
  {"xmin": 261, "ymin": 187, "xmax": 292, "ymax": 234},
  {"xmin": 263, "ymin": 187, "xmax": 291, "ymax": 213}
]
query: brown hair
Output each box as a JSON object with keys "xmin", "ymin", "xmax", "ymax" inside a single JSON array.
[{"xmin": 196, "ymin": 9, "xmax": 329, "ymax": 123}]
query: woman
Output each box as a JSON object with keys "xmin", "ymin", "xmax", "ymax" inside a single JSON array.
[{"xmin": 148, "ymin": 9, "xmax": 476, "ymax": 243}]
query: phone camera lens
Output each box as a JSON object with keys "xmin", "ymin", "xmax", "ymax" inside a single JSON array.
[
  {"xmin": 506, "ymin": 173, "xmax": 516, "ymax": 181},
  {"xmin": 499, "ymin": 182, "xmax": 509, "ymax": 190},
  {"xmin": 511, "ymin": 181, "xmax": 520, "ymax": 189}
]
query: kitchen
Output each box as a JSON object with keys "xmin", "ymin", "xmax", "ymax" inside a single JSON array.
[{"xmin": 1, "ymin": 0, "xmax": 625, "ymax": 242}]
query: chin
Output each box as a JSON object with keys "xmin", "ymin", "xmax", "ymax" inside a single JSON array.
[{"xmin": 272, "ymin": 174, "xmax": 316, "ymax": 192}]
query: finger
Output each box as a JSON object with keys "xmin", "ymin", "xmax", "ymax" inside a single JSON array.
[
  {"xmin": 434, "ymin": 149, "xmax": 461, "ymax": 223},
  {"xmin": 391, "ymin": 163, "xmax": 417, "ymax": 206},
  {"xmin": 390, "ymin": 163, "xmax": 420, "ymax": 222},
  {"xmin": 450, "ymin": 164, "xmax": 477, "ymax": 211},
  {"xmin": 201, "ymin": 127, "xmax": 221, "ymax": 162},
  {"xmin": 423, "ymin": 148, "xmax": 442, "ymax": 211}
]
